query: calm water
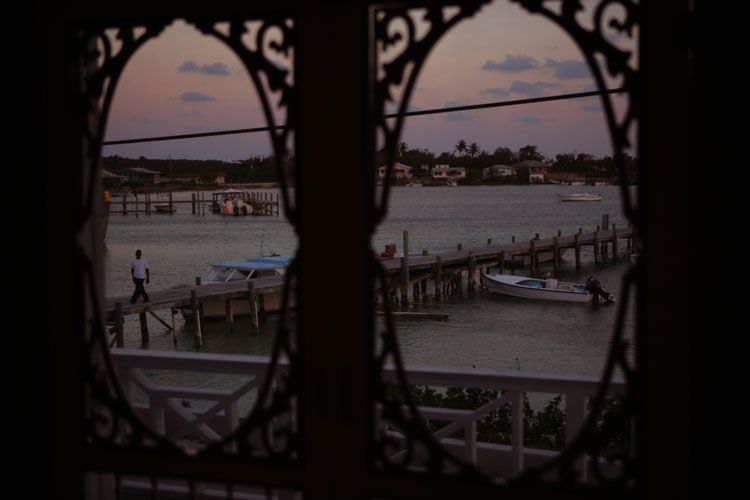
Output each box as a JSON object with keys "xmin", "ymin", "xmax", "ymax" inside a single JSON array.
[{"xmin": 105, "ymin": 184, "xmax": 636, "ymax": 380}]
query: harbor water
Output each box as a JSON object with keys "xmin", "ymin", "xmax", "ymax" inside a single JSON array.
[{"xmin": 105, "ymin": 184, "xmax": 636, "ymax": 381}]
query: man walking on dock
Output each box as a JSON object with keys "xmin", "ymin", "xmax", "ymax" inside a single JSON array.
[{"xmin": 130, "ymin": 249, "xmax": 150, "ymax": 304}]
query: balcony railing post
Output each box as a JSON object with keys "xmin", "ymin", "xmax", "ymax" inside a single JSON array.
[{"xmin": 511, "ymin": 390, "xmax": 524, "ymax": 475}]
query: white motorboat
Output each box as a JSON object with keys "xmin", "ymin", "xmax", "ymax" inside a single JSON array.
[
  {"xmin": 482, "ymin": 274, "xmax": 614, "ymax": 303},
  {"xmin": 182, "ymin": 256, "xmax": 293, "ymax": 319},
  {"xmin": 211, "ymin": 189, "xmax": 253, "ymax": 215},
  {"xmin": 558, "ymin": 193, "xmax": 602, "ymax": 202}
]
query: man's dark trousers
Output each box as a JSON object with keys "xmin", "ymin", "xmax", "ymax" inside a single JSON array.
[{"xmin": 131, "ymin": 278, "xmax": 149, "ymax": 304}]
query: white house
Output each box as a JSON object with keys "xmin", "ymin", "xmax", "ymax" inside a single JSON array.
[
  {"xmin": 377, "ymin": 162, "xmax": 413, "ymax": 179},
  {"xmin": 513, "ymin": 160, "xmax": 548, "ymax": 183},
  {"xmin": 431, "ymin": 167, "xmax": 466, "ymax": 179}
]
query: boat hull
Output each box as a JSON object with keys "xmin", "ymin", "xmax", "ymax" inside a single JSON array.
[
  {"xmin": 558, "ymin": 193, "xmax": 602, "ymax": 202},
  {"xmin": 482, "ymin": 274, "xmax": 592, "ymax": 303},
  {"xmin": 181, "ymin": 289, "xmax": 294, "ymax": 319}
]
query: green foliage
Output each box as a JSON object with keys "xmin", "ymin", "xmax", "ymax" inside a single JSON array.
[{"xmin": 386, "ymin": 385, "xmax": 629, "ymax": 453}]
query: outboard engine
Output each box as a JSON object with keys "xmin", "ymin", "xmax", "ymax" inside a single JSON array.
[{"xmin": 585, "ymin": 277, "xmax": 615, "ymax": 303}]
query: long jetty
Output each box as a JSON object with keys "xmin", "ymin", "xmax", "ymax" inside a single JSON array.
[
  {"xmin": 104, "ymin": 214, "xmax": 635, "ymax": 346},
  {"xmin": 105, "ymin": 275, "xmax": 288, "ymax": 349},
  {"xmin": 108, "ymin": 190, "xmax": 280, "ymax": 216},
  {"xmin": 381, "ymin": 214, "xmax": 634, "ymax": 304}
]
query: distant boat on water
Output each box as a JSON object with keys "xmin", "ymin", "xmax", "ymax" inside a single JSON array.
[{"xmin": 558, "ymin": 193, "xmax": 602, "ymax": 202}]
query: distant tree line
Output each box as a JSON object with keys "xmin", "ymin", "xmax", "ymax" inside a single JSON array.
[
  {"xmin": 101, "ymin": 154, "xmax": 281, "ymax": 186},
  {"xmin": 395, "ymin": 141, "xmax": 637, "ymax": 183},
  {"xmin": 102, "ymin": 141, "xmax": 636, "ymax": 188}
]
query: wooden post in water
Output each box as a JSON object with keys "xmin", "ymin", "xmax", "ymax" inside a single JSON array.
[
  {"xmin": 191, "ymin": 193, "xmax": 196, "ymax": 214},
  {"xmin": 226, "ymin": 300, "xmax": 235, "ymax": 331},
  {"xmin": 457, "ymin": 243, "xmax": 462, "ymax": 251},
  {"xmin": 195, "ymin": 277, "xmax": 206, "ymax": 333},
  {"xmin": 401, "ymin": 231, "xmax": 409, "ymax": 304},
  {"xmin": 139, "ymin": 312, "xmax": 148, "ymax": 344},
  {"xmin": 169, "ymin": 192, "xmax": 173, "ymax": 214},
  {"xmin": 115, "ymin": 302, "xmax": 124, "ymax": 348},
  {"xmin": 122, "ymin": 192, "xmax": 127, "ymax": 215},
  {"xmin": 575, "ymin": 233, "xmax": 581, "ymax": 268},
  {"xmin": 529, "ymin": 239, "xmax": 537, "ymax": 272},
  {"xmin": 499, "ymin": 251, "xmax": 505, "ymax": 274},
  {"xmin": 434, "ymin": 256, "xmax": 442, "ymax": 298},
  {"xmin": 171, "ymin": 309, "xmax": 178, "ymax": 345},
  {"xmin": 487, "ymin": 238, "xmax": 492, "ymax": 246},
  {"xmin": 612, "ymin": 224, "xmax": 619, "ymax": 254},
  {"xmin": 400, "ymin": 257, "xmax": 408, "ymax": 305},
  {"xmin": 594, "ymin": 227, "xmax": 599, "ymax": 262},
  {"xmin": 512, "ymin": 236, "xmax": 516, "ymax": 243},
  {"xmin": 468, "ymin": 252, "xmax": 476, "ymax": 289},
  {"xmin": 422, "ymin": 250, "xmax": 428, "ymax": 256},
  {"xmin": 553, "ymin": 236, "xmax": 559, "ymax": 270},
  {"xmin": 248, "ymin": 281, "xmax": 259, "ymax": 334},
  {"xmin": 191, "ymin": 290, "xmax": 203, "ymax": 348},
  {"xmin": 134, "ymin": 193, "xmax": 139, "ymax": 219}
]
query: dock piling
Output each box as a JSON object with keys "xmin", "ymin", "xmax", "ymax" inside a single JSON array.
[
  {"xmin": 171, "ymin": 309, "xmax": 178, "ymax": 345},
  {"xmin": 248, "ymin": 282, "xmax": 259, "ymax": 334},
  {"xmin": 115, "ymin": 302, "xmax": 124, "ymax": 348},
  {"xmin": 139, "ymin": 312, "xmax": 149, "ymax": 344},
  {"xmin": 434, "ymin": 256, "xmax": 442, "ymax": 299},
  {"xmin": 190, "ymin": 290, "xmax": 203, "ymax": 348}
]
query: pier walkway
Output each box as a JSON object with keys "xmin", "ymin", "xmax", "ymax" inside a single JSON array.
[{"xmin": 104, "ymin": 216, "xmax": 635, "ymax": 345}]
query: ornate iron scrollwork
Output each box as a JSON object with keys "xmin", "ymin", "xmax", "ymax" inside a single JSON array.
[
  {"xmin": 369, "ymin": 1, "xmax": 493, "ymax": 478},
  {"xmin": 370, "ymin": 0, "xmax": 641, "ymax": 487},
  {"xmin": 77, "ymin": 15, "xmax": 300, "ymax": 463}
]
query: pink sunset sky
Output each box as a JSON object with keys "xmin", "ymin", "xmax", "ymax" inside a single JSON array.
[{"xmin": 102, "ymin": 0, "xmax": 636, "ymax": 161}]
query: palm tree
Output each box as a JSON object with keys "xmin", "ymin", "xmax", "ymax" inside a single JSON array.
[
  {"xmin": 398, "ymin": 142, "xmax": 409, "ymax": 159},
  {"xmin": 467, "ymin": 142, "xmax": 480, "ymax": 158},
  {"xmin": 453, "ymin": 140, "xmax": 467, "ymax": 156}
]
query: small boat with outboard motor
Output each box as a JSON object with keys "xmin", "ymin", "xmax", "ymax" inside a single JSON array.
[{"xmin": 482, "ymin": 274, "xmax": 614, "ymax": 303}]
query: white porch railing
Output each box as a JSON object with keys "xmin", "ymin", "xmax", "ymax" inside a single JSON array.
[{"xmin": 112, "ymin": 349, "xmax": 625, "ymax": 481}]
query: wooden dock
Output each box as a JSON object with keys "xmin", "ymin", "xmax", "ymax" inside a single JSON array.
[
  {"xmin": 379, "ymin": 214, "xmax": 635, "ymax": 304},
  {"xmin": 108, "ymin": 190, "xmax": 280, "ymax": 216},
  {"xmin": 105, "ymin": 275, "xmax": 288, "ymax": 348},
  {"xmin": 104, "ymin": 214, "xmax": 635, "ymax": 346}
]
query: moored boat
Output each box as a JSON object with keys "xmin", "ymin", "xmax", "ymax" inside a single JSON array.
[
  {"xmin": 154, "ymin": 203, "xmax": 177, "ymax": 213},
  {"xmin": 482, "ymin": 274, "xmax": 614, "ymax": 303},
  {"xmin": 181, "ymin": 256, "xmax": 293, "ymax": 319},
  {"xmin": 558, "ymin": 193, "xmax": 602, "ymax": 202},
  {"xmin": 211, "ymin": 189, "xmax": 253, "ymax": 215}
]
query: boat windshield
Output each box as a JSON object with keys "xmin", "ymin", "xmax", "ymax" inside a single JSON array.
[
  {"xmin": 228, "ymin": 269, "xmax": 252, "ymax": 281},
  {"xmin": 204, "ymin": 266, "xmax": 236, "ymax": 282}
]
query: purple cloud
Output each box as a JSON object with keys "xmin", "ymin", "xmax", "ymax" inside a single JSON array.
[
  {"xmin": 509, "ymin": 80, "xmax": 563, "ymax": 97},
  {"xmin": 180, "ymin": 91, "xmax": 217, "ymax": 102},
  {"xmin": 546, "ymin": 59, "xmax": 591, "ymax": 79},
  {"xmin": 178, "ymin": 61, "xmax": 231, "ymax": 76},
  {"xmin": 482, "ymin": 55, "xmax": 539, "ymax": 72}
]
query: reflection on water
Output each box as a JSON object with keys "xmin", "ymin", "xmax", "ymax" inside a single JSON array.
[{"xmin": 107, "ymin": 185, "xmax": 635, "ymax": 377}]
